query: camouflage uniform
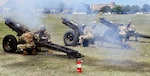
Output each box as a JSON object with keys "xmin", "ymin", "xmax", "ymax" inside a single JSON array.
[
  {"xmin": 127, "ymin": 24, "xmax": 135, "ymax": 33},
  {"xmin": 91, "ymin": 21, "xmax": 100, "ymax": 45},
  {"xmin": 17, "ymin": 32, "xmax": 36, "ymax": 55},
  {"xmin": 118, "ymin": 24, "xmax": 128, "ymax": 46},
  {"xmin": 34, "ymin": 25, "xmax": 52, "ymax": 53},
  {"xmin": 92, "ymin": 21, "xmax": 101, "ymax": 38},
  {"xmin": 34, "ymin": 25, "xmax": 51, "ymax": 43},
  {"xmin": 79, "ymin": 25, "xmax": 94, "ymax": 46},
  {"xmin": 126, "ymin": 20, "xmax": 137, "ymax": 41}
]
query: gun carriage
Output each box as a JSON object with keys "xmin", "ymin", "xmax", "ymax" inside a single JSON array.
[
  {"xmin": 2, "ymin": 18, "xmax": 83, "ymax": 59},
  {"xmin": 100, "ymin": 18, "xmax": 150, "ymax": 42},
  {"xmin": 61, "ymin": 18, "xmax": 92, "ymax": 47}
]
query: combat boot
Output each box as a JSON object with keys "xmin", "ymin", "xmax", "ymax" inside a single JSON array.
[
  {"xmin": 38, "ymin": 47, "xmax": 41, "ymax": 52},
  {"xmin": 22, "ymin": 50, "xmax": 28, "ymax": 55},
  {"xmin": 48, "ymin": 50, "xmax": 53, "ymax": 54},
  {"xmin": 32, "ymin": 49, "xmax": 37, "ymax": 55}
]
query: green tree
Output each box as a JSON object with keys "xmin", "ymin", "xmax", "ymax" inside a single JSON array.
[
  {"xmin": 123, "ymin": 5, "xmax": 131, "ymax": 14},
  {"xmin": 142, "ymin": 4, "xmax": 150, "ymax": 12},
  {"xmin": 99, "ymin": 6, "xmax": 111, "ymax": 13},
  {"xmin": 111, "ymin": 6, "xmax": 123, "ymax": 14},
  {"xmin": 131, "ymin": 5, "xmax": 140, "ymax": 13}
]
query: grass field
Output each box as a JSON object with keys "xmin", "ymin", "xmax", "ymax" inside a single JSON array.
[{"xmin": 0, "ymin": 14, "xmax": 150, "ymax": 76}]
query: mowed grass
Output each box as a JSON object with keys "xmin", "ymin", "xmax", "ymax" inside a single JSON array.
[{"xmin": 0, "ymin": 14, "xmax": 150, "ymax": 76}]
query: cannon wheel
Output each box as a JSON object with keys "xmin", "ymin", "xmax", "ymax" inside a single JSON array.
[
  {"xmin": 3, "ymin": 35, "xmax": 17, "ymax": 53},
  {"xmin": 63, "ymin": 30, "xmax": 79, "ymax": 46}
]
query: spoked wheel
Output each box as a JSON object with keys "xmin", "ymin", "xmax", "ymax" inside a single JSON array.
[
  {"xmin": 2, "ymin": 35, "xmax": 17, "ymax": 53},
  {"xmin": 63, "ymin": 30, "xmax": 79, "ymax": 46}
]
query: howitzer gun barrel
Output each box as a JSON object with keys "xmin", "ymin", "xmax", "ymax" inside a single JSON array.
[
  {"xmin": 4, "ymin": 18, "xmax": 29, "ymax": 36},
  {"xmin": 61, "ymin": 18, "xmax": 79, "ymax": 31},
  {"xmin": 99, "ymin": 18, "xmax": 119, "ymax": 31}
]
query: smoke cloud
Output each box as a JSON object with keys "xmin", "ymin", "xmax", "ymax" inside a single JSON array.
[{"xmin": 0, "ymin": 0, "xmax": 90, "ymax": 30}]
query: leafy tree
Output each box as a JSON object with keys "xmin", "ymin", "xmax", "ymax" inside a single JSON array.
[
  {"xmin": 123, "ymin": 5, "xmax": 131, "ymax": 14},
  {"xmin": 99, "ymin": 6, "xmax": 111, "ymax": 13},
  {"xmin": 111, "ymin": 6, "xmax": 123, "ymax": 14},
  {"xmin": 142, "ymin": 4, "xmax": 150, "ymax": 12},
  {"xmin": 130, "ymin": 5, "xmax": 140, "ymax": 13}
]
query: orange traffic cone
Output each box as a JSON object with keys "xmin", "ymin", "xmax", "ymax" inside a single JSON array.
[{"xmin": 76, "ymin": 58, "xmax": 82, "ymax": 73}]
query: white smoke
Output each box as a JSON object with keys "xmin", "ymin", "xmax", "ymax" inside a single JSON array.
[{"xmin": 0, "ymin": 0, "xmax": 91, "ymax": 30}]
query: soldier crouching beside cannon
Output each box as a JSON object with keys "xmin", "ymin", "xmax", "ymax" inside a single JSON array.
[
  {"xmin": 17, "ymin": 32, "xmax": 36, "ymax": 55},
  {"xmin": 34, "ymin": 25, "xmax": 53, "ymax": 54},
  {"xmin": 34, "ymin": 25, "xmax": 51, "ymax": 43},
  {"xmin": 16, "ymin": 27, "xmax": 37, "ymax": 55},
  {"xmin": 79, "ymin": 24, "xmax": 94, "ymax": 47}
]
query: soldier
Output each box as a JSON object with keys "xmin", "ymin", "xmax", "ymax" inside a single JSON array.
[
  {"xmin": 127, "ymin": 20, "xmax": 136, "ymax": 33},
  {"xmin": 92, "ymin": 21, "xmax": 98, "ymax": 36},
  {"xmin": 126, "ymin": 20, "xmax": 137, "ymax": 41},
  {"xmin": 34, "ymin": 25, "xmax": 52, "ymax": 54},
  {"xmin": 17, "ymin": 30, "xmax": 37, "ymax": 55},
  {"xmin": 34, "ymin": 25, "xmax": 51, "ymax": 43},
  {"xmin": 118, "ymin": 24, "xmax": 128, "ymax": 47},
  {"xmin": 79, "ymin": 24, "xmax": 94, "ymax": 47},
  {"xmin": 91, "ymin": 21, "xmax": 100, "ymax": 45}
]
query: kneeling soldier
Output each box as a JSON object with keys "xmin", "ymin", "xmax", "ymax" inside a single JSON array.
[{"xmin": 17, "ymin": 31, "xmax": 36, "ymax": 55}]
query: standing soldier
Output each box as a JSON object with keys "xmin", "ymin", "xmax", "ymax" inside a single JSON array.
[
  {"xmin": 79, "ymin": 24, "xmax": 94, "ymax": 47},
  {"xmin": 92, "ymin": 21, "xmax": 99, "ymax": 37},
  {"xmin": 126, "ymin": 20, "xmax": 137, "ymax": 41},
  {"xmin": 127, "ymin": 20, "xmax": 136, "ymax": 33},
  {"xmin": 118, "ymin": 24, "xmax": 128, "ymax": 47},
  {"xmin": 91, "ymin": 21, "xmax": 100, "ymax": 45},
  {"xmin": 17, "ymin": 30, "xmax": 36, "ymax": 55}
]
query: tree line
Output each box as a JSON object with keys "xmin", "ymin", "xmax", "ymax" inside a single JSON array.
[{"xmin": 99, "ymin": 4, "xmax": 150, "ymax": 14}]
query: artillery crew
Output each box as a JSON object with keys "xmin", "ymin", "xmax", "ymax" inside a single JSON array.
[
  {"xmin": 34, "ymin": 25, "xmax": 51, "ymax": 43},
  {"xmin": 126, "ymin": 20, "xmax": 137, "ymax": 41},
  {"xmin": 79, "ymin": 24, "xmax": 94, "ymax": 47},
  {"xmin": 118, "ymin": 24, "xmax": 128, "ymax": 47},
  {"xmin": 92, "ymin": 21, "xmax": 99, "ymax": 37},
  {"xmin": 127, "ymin": 20, "xmax": 136, "ymax": 33},
  {"xmin": 34, "ymin": 25, "xmax": 53, "ymax": 54},
  {"xmin": 17, "ymin": 31, "xmax": 37, "ymax": 55}
]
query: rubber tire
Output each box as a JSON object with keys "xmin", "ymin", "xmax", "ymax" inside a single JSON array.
[
  {"xmin": 63, "ymin": 30, "xmax": 79, "ymax": 46},
  {"xmin": 3, "ymin": 35, "xmax": 17, "ymax": 53}
]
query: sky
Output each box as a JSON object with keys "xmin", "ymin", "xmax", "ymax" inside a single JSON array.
[{"xmin": 0, "ymin": 0, "xmax": 150, "ymax": 7}]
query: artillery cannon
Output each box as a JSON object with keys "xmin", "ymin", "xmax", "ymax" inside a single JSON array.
[
  {"xmin": 61, "ymin": 18, "xmax": 91, "ymax": 47},
  {"xmin": 99, "ymin": 18, "xmax": 150, "ymax": 42},
  {"xmin": 2, "ymin": 18, "xmax": 83, "ymax": 59},
  {"xmin": 99, "ymin": 18, "xmax": 123, "ymax": 45}
]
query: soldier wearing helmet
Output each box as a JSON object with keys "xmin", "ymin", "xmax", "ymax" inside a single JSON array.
[
  {"xmin": 17, "ymin": 31, "xmax": 37, "ymax": 55},
  {"xmin": 127, "ymin": 20, "xmax": 136, "ymax": 33},
  {"xmin": 34, "ymin": 25, "xmax": 51, "ymax": 43},
  {"xmin": 118, "ymin": 23, "xmax": 128, "ymax": 47},
  {"xmin": 34, "ymin": 25, "xmax": 52, "ymax": 53},
  {"xmin": 91, "ymin": 21, "xmax": 100, "ymax": 45},
  {"xmin": 126, "ymin": 20, "xmax": 137, "ymax": 41},
  {"xmin": 79, "ymin": 24, "xmax": 94, "ymax": 47}
]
